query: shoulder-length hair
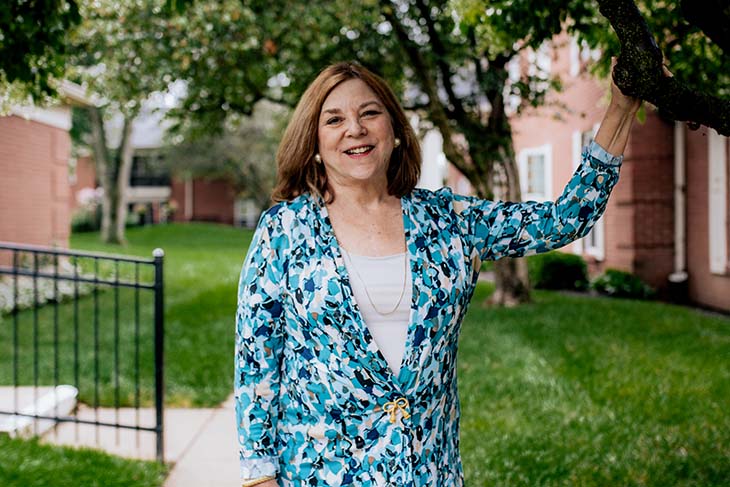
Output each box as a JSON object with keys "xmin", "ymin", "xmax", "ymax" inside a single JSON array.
[{"xmin": 271, "ymin": 62, "xmax": 421, "ymax": 203}]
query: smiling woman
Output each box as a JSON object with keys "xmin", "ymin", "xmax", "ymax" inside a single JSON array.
[
  {"xmin": 235, "ymin": 61, "xmax": 640, "ymax": 487},
  {"xmin": 317, "ymin": 80, "xmax": 395, "ymax": 189},
  {"xmin": 272, "ymin": 63, "xmax": 421, "ymax": 206}
]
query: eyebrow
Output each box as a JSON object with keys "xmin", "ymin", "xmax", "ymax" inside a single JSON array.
[{"xmin": 321, "ymin": 100, "xmax": 383, "ymax": 115}]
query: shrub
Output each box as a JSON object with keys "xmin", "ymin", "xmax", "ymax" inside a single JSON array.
[
  {"xmin": 590, "ymin": 268, "xmax": 655, "ymax": 299},
  {"xmin": 527, "ymin": 251, "xmax": 589, "ymax": 291},
  {"xmin": 70, "ymin": 208, "xmax": 100, "ymax": 233}
]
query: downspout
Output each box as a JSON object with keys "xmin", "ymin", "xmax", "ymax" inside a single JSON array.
[
  {"xmin": 185, "ymin": 176, "xmax": 194, "ymax": 221},
  {"xmin": 668, "ymin": 121, "xmax": 688, "ymax": 300}
]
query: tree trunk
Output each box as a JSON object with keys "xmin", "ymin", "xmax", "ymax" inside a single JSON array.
[
  {"xmin": 114, "ymin": 117, "xmax": 135, "ymax": 244},
  {"xmin": 89, "ymin": 107, "xmax": 118, "ymax": 243},
  {"xmin": 88, "ymin": 107, "xmax": 132, "ymax": 244},
  {"xmin": 487, "ymin": 154, "xmax": 531, "ymax": 306}
]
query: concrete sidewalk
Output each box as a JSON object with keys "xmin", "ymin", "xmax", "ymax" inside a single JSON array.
[
  {"xmin": 163, "ymin": 394, "xmax": 239, "ymax": 487},
  {"xmin": 28, "ymin": 393, "xmax": 240, "ymax": 486}
]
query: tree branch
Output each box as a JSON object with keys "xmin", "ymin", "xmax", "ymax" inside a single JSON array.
[
  {"xmin": 412, "ymin": 0, "xmax": 467, "ymax": 123},
  {"xmin": 597, "ymin": 0, "xmax": 730, "ymax": 135},
  {"xmin": 680, "ymin": 0, "xmax": 730, "ymax": 53},
  {"xmin": 380, "ymin": 1, "xmax": 477, "ymax": 181}
]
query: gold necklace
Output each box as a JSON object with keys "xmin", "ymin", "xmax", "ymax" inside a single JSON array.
[{"xmin": 342, "ymin": 248, "xmax": 409, "ymax": 316}]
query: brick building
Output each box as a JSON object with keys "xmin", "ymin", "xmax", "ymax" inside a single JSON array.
[
  {"xmin": 69, "ymin": 94, "xmax": 256, "ymax": 228},
  {"xmin": 0, "ymin": 82, "xmax": 94, "ymax": 256},
  {"xmin": 446, "ymin": 35, "xmax": 729, "ymax": 312}
]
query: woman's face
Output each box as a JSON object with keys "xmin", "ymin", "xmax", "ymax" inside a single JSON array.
[{"xmin": 317, "ymin": 78, "xmax": 396, "ymax": 190}]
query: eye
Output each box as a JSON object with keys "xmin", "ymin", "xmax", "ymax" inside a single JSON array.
[
  {"xmin": 361, "ymin": 110, "xmax": 381, "ymax": 117},
  {"xmin": 325, "ymin": 116, "xmax": 343, "ymax": 125}
]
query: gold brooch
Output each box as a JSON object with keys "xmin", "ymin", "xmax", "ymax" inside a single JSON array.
[{"xmin": 383, "ymin": 397, "xmax": 411, "ymax": 424}]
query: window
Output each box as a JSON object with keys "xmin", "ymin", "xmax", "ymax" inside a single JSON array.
[
  {"xmin": 708, "ymin": 129, "xmax": 728, "ymax": 275},
  {"xmin": 130, "ymin": 152, "xmax": 170, "ymax": 187},
  {"xmin": 585, "ymin": 216, "xmax": 605, "ymax": 261},
  {"xmin": 518, "ymin": 144, "xmax": 552, "ymax": 202},
  {"xmin": 573, "ymin": 127, "xmax": 605, "ymax": 260}
]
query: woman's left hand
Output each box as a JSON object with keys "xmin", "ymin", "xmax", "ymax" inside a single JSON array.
[{"xmin": 609, "ymin": 56, "xmax": 642, "ymax": 114}]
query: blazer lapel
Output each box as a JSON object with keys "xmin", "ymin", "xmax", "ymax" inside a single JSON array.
[{"xmin": 310, "ymin": 194, "xmax": 404, "ymax": 392}]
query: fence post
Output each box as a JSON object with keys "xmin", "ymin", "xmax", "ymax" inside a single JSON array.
[{"xmin": 153, "ymin": 248, "xmax": 165, "ymax": 463}]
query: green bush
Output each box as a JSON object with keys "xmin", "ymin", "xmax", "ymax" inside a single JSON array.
[
  {"xmin": 70, "ymin": 208, "xmax": 100, "ymax": 233},
  {"xmin": 527, "ymin": 251, "xmax": 589, "ymax": 291},
  {"xmin": 125, "ymin": 212, "xmax": 141, "ymax": 228},
  {"xmin": 590, "ymin": 268, "xmax": 655, "ymax": 299}
]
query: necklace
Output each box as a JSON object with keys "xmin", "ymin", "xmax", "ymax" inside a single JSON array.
[{"xmin": 342, "ymin": 248, "xmax": 409, "ymax": 316}]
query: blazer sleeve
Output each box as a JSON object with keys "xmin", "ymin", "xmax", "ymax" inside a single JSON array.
[
  {"xmin": 235, "ymin": 210, "xmax": 287, "ymax": 479},
  {"xmin": 453, "ymin": 140, "xmax": 623, "ymax": 262}
]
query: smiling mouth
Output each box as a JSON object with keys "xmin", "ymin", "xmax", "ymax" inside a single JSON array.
[{"xmin": 344, "ymin": 145, "xmax": 375, "ymax": 155}]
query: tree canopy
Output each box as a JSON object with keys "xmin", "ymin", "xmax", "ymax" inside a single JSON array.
[{"xmin": 0, "ymin": 0, "xmax": 81, "ymax": 105}]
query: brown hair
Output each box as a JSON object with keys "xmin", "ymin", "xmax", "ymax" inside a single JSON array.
[{"xmin": 271, "ymin": 62, "xmax": 421, "ymax": 203}]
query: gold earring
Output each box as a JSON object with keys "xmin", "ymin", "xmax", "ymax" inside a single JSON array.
[
  {"xmin": 314, "ymin": 154, "xmax": 322, "ymax": 163},
  {"xmin": 394, "ymin": 138, "xmax": 401, "ymax": 148}
]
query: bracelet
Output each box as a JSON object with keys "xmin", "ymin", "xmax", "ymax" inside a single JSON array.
[{"xmin": 241, "ymin": 475, "xmax": 276, "ymax": 487}]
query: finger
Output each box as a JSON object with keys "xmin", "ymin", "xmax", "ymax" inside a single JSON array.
[{"xmin": 662, "ymin": 64, "xmax": 674, "ymax": 77}]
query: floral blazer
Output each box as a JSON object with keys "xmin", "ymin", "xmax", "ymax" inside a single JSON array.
[{"xmin": 235, "ymin": 141, "xmax": 622, "ymax": 487}]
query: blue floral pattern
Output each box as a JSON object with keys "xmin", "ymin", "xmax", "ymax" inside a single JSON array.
[{"xmin": 235, "ymin": 141, "xmax": 622, "ymax": 486}]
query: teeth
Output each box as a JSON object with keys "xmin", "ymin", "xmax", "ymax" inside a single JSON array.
[{"xmin": 346, "ymin": 146, "xmax": 373, "ymax": 154}]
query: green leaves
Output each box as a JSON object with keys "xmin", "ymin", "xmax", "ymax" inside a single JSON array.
[{"xmin": 0, "ymin": 0, "xmax": 81, "ymax": 102}]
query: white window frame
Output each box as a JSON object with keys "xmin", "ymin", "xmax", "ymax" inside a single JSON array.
[
  {"xmin": 708, "ymin": 129, "xmax": 728, "ymax": 275},
  {"xmin": 571, "ymin": 131, "xmax": 584, "ymax": 254},
  {"xmin": 518, "ymin": 144, "xmax": 552, "ymax": 202},
  {"xmin": 585, "ymin": 214, "xmax": 606, "ymax": 261},
  {"xmin": 574, "ymin": 125, "xmax": 605, "ymax": 261}
]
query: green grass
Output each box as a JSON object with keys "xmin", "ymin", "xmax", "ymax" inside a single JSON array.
[
  {"xmin": 2, "ymin": 223, "xmax": 729, "ymax": 485},
  {"xmin": 0, "ymin": 435, "xmax": 167, "ymax": 487},
  {"xmin": 69, "ymin": 223, "xmax": 254, "ymax": 407},
  {"xmin": 459, "ymin": 284, "xmax": 730, "ymax": 486}
]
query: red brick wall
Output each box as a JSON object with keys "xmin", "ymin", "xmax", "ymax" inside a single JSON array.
[
  {"xmin": 509, "ymin": 41, "xmax": 640, "ymax": 280},
  {"xmin": 69, "ymin": 155, "xmax": 97, "ymax": 211},
  {"xmin": 190, "ymin": 178, "xmax": 236, "ymax": 224},
  {"xmin": 622, "ymin": 113, "xmax": 675, "ymax": 292},
  {"xmin": 170, "ymin": 178, "xmax": 187, "ymax": 222},
  {"xmin": 0, "ymin": 115, "xmax": 71, "ymax": 255},
  {"xmin": 168, "ymin": 176, "xmax": 236, "ymax": 224},
  {"xmin": 685, "ymin": 127, "xmax": 730, "ymax": 311}
]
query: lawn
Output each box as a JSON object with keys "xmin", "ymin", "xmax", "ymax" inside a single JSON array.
[
  {"xmin": 0, "ymin": 435, "xmax": 166, "ymax": 487},
  {"xmin": 1, "ymin": 223, "xmax": 729, "ymax": 485},
  {"xmin": 69, "ymin": 223, "xmax": 254, "ymax": 407},
  {"xmin": 459, "ymin": 284, "xmax": 730, "ymax": 486}
]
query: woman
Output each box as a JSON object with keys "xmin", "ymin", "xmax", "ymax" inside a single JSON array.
[{"xmin": 235, "ymin": 61, "xmax": 640, "ymax": 487}]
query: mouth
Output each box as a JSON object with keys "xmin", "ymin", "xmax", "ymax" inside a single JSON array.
[{"xmin": 343, "ymin": 145, "xmax": 375, "ymax": 156}]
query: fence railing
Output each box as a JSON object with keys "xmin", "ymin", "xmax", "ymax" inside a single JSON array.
[{"xmin": 0, "ymin": 242, "xmax": 165, "ymax": 462}]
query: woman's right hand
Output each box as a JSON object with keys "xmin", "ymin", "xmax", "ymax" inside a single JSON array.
[{"xmin": 255, "ymin": 480, "xmax": 279, "ymax": 487}]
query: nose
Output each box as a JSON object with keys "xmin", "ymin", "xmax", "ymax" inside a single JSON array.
[{"xmin": 345, "ymin": 117, "xmax": 367, "ymax": 137}]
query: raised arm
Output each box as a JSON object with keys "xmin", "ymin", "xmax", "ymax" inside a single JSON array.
[
  {"xmin": 235, "ymin": 210, "xmax": 286, "ymax": 485},
  {"xmin": 594, "ymin": 58, "xmax": 642, "ymax": 156},
  {"xmin": 452, "ymin": 59, "xmax": 641, "ymax": 262}
]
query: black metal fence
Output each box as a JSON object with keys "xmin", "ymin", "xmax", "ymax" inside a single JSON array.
[{"xmin": 0, "ymin": 242, "xmax": 165, "ymax": 462}]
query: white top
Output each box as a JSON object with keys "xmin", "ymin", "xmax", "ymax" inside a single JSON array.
[{"xmin": 341, "ymin": 248, "xmax": 412, "ymax": 376}]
